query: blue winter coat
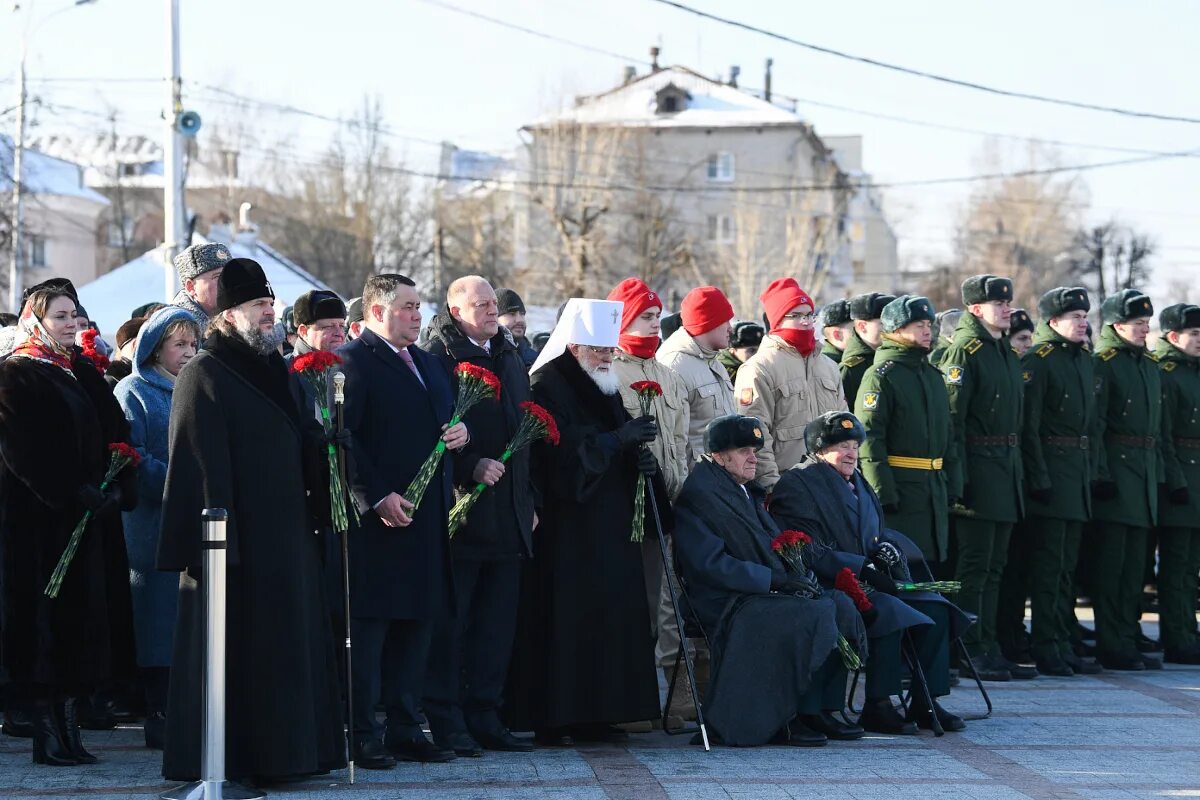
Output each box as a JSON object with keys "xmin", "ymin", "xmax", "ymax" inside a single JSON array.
[{"xmin": 115, "ymin": 306, "xmax": 190, "ymax": 667}]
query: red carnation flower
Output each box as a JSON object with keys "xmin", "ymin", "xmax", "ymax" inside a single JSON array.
[
  {"xmin": 835, "ymin": 567, "xmax": 873, "ymax": 612},
  {"xmin": 456, "ymin": 362, "xmax": 502, "ymax": 401},
  {"xmin": 108, "ymin": 441, "xmax": 141, "ymax": 467},
  {"xmin": 290, "ymin": 351, "xmax": 342, "ymax": 374},
  {"xmin": 78, "ymin": 329, "xmax": 110, "ymax": 373},
  {"xmin": 630, "ymin": 380, "xmax": 663, "ymax": 397},
  {"xmin": 519, "ymin": 401, "xmax": 561, "ymax": 446}
]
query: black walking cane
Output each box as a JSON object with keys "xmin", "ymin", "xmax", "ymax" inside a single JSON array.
[
  {"xmin": 332, "ymin": 372, "xmax": 356, "ymax": 783},
  {"xmin": 644, "ymin": 477, "xmax": 711, "ymax": 751}
]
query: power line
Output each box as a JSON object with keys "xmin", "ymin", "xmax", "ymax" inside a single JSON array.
[{"xmin": 648, "ymin": 0, "xmax": 1200, "ymax": 125}]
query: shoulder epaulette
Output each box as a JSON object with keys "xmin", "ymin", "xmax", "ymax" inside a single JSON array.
[
  {"xmin": 1082, "ymin": 343, "xmax": 1091, "ymax": 353},
  {"xmin": 876, "ymin": 361, "xmax": 896, "ymax": 376},
  {"xmin": 1035, "ymin": 343, "xmax": 1054, "ymax": 358},
  {"xmin": 964, "ymin": 338, "xmax": 983, "ymax": 355},
  {"xmin": 1147, "ymin": 352, "xmax": 1160, "ymax": 363},
  {"xmin": 1163, "ymin": 361, "xmax": 1178, "ymax": 372},
  {"xmin": 842, "ymin": 355, "xmax": 865, "ymax": 369},
  {"xmin": 1099, "ymin": 349, "xmax": 1117, "ymax": 362}
]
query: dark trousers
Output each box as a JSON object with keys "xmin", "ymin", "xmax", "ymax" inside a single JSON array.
[
  {"xmin": 424, "ymin": 559, "xmax": 521, "ymax": 739},
  {"xmin": 1158, "ymin": 527, "xmax": 1200, "ymax": 651},
  {"xmin": 865, "ymin": 601, "xmax": 951, "ymax": 700},
  {"xmin": 954, "ymin": 518, "xmax": 1013, "ymax": 656},
  {"xmin": 1092, "ymin": 523, "xmax": 1149, "ymax": 659},
  {"xmin": 350, "ymin": 617, "xmax": 433, "ymax": 743},
  {"xmin": 1026, "ymin": 518, "xmax": 1084, "ymax": 662},
  {"xmin": 796, "ymin": 652, "xmax": 847, "ymax": 715},
  {"xmin": 996, "ymin": 523, "xmax": 1033, "ymax": 659}
]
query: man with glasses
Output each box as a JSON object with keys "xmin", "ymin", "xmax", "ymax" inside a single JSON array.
[
  {"xmin": 734, "ymin": 278, "xmax": 847, "ymax": 491},
  {"xmin": 939, "ymin": 274, "xmax": 1032, "ymax": 682}
]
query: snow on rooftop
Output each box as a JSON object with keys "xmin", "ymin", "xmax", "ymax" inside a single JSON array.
[
  {"xmin": 528, "ymin": 66, "xmax": 805, "ymax": 130},
  {"xmin": 0, "ymin": 134, "xmax": 109, "ymax": 205},
  {"xmin": 26, "ymin": 133, "xmax": 240, "ymax": 191}
]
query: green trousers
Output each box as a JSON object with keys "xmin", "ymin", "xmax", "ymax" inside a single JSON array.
[
  {"xmin": 797, "ymin": 652, "xmax": 848, "ymax": 714},
  {"xmin": 1157, "ymin": 527, "xmax": 1200, "ymax": 651},
  {"xmin": 1025, "ymin": 517, "xmax": 1084, "ymax": 662},
  {"xmin": 996, "ymin": 523, "xmax": 1033, "ymax": 659},
  {"xmin": 954, "ymin": 517, "xmax": 1013, "ymax": 656},
  {"xmin": 1092, "ymin": 522, "xmax": 1149, "ymax": 659},
  {"xmin": 865, "ymin": 601, "xmax": 951, "ymax": 700}
]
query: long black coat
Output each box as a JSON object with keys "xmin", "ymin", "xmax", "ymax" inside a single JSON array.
[
  {"xmin": 157, "ymin": 331, "xmax": 344, "ymax": 782},
  {"xmin": 0, "ymin": 353, "xmax": 137, "ymax": 689},
  {"xmin": 421, "ymin": 316, "xmax": 534, "ymax": 560},
  {"xmin": 505, "ymin": 352, "xmax": 663, "ymax": 730},
  {"xmin": 338, "ymin": 327, "xmax": 455, "ymax": 621}
]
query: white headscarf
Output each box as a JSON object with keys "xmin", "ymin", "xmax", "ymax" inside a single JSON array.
[{"xmin": 529, "ymin": 298, "xmax": 624, "ymax": 375}]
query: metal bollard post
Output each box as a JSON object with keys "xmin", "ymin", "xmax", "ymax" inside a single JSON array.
[{"xmin": 162, "ymin": 509, "xmax": 265, "ymax": 800}]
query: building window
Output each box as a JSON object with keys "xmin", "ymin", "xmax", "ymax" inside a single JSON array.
[
  {"xmin": 29, "ymin": 236, "xmax": 46, "ymax": 268},
  {"xmin": 707, "ymin": 214, "xmax": 735, "ymax": 244},
  {"xmin": 707, "ymin": 153, "xmax": 735, "ymax": 183}
]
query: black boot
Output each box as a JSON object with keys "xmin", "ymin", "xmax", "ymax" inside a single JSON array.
[
  {"xmin": 31, "ymin": 702, "xmax": 76, "ymax": 766},
  {"xmin": 60, "ymin": 699, "xmax": 97, "ymax": 764},
  {"xmin": 4, "ymin": 704, "xmax": 33, "ymax": 738},
  {"xmin": 859, "ymin": 698, "xmax": 918, "ymax": 736},
  {"xmin": 144, "ymin": 712, "xmax": 166, "ymax": 750}
]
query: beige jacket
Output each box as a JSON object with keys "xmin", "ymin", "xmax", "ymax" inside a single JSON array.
[
  {"xmin": 734, "ymin": 333, "xmax": 847, "ymax": 489},
  {"xmin": 656, "ymin": 327, "xmax": 736, "ymax": 463},
  {"xmin": 613, "ymin": 352, "xmax": 691, "ymax": 500}
]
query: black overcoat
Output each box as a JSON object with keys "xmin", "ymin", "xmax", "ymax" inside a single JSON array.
[
  {"xmin": 338, "ymin": 327, "xmax": 455, "ymax": 620},
  {"xmin": 0, "ymin": 353, "xmax": 137, "ymax": 689},
  {"xmin": 420, "ymin": 315, "xmax": 534, "ymax": 559},
  {"xmin": 505, "ymin": 352, "xmax": 663, "ymax": 730},
  {"xmin": 157, "ymin": 331, "xmax": 344, "ymax": 782}
]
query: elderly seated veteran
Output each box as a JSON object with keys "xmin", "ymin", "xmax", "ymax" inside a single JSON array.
[
  {"xmin": 769, "ymin": 411, "xmax": 969, "ymax": 734},
  {"xmin": 673, "ymin": 414, "xmax": 867, "ymax": 747}
]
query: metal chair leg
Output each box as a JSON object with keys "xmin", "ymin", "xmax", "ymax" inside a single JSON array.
[{"xmin": 955, "ymin": 638, "xmax": 993, "ymax": 719}]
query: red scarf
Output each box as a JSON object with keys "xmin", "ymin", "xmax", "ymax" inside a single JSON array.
[
  {"xmin": 772, "ymin": 328, "xmax": 817, "ymax": 357},
  {"xmin": 619, "ymin": 334, "xmax": 659, "ymax": 360}
]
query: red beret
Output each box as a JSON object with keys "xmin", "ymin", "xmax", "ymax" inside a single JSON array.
[
  {"xmin": 681, "ymin": 286, "xmax": 734, "ymax": 336},
  {"xmin": 607, "ymin": 278, "xmax": 662, "ymax": 333},
  {"xmin": 760, "ymin": 278, "xmax": 813, "ymax": 331}
]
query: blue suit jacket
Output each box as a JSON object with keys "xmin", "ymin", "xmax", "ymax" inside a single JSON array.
[{"xmin": 338, "ymin": 328, "xmax": 456, "ymax": 620}]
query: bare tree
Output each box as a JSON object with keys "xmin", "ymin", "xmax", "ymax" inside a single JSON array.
[{"xmin": 1067, "ymin": 220, "xmax": 1155, "ymax": 305}]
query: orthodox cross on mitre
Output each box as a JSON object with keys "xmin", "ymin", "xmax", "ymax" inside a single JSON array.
[{"xmin": 612, "ymin": 308, "xmax": 620, "ymax": 325}]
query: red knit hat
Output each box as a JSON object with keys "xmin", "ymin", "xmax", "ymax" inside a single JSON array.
[
  {"xmin": 681, "ymin": 286, "xmax": 734, "ymax": 336},
  {"xmin": 607, "ymin": 278, "xmax": 663, "ymax": 333},
  {"xmin": 760, "ymin": 278, "xmax": 814, "ymax": 331}
]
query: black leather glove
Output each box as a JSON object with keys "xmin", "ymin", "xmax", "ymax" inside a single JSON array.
[
  {"xmin": 860, "ymin": 565, "xmax": 898, "ymax": 595},
  {"xmin": 615, "ymin": 415, "xmax": 658, "ymax": 449},
  {"xmin": 1170, "ymin": 487, "xmax": 1191, "ymax": 506},
  {"xmin": 328, "ymin": 428, "xmax": 353, "ymax": 449},
  {"xmin": 636, "ymin": 448, "xmax": 659, "ymax": 476},
  {"xmin": 1091, "ymin": 480, "xmax": 1117, "ymax": 501},
  {"xmin": 96, "ymin": 485, "xmax": 122, "ymax": 517},
  {"xmin": 75, "ymin": 484, "xmax": 106, "ymax": 513},
  {"xmin": 1029, "ymin": 487, "xmax": 1053, "ymax": 505},
  {"xmin": 771, "ymin": 571, "xmax": 821, "ymax": 598}
]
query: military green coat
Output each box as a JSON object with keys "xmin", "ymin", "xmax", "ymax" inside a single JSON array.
[
  {"xmin": 1020, "ymin": 323, "xmax": 1095, "ymax": 522},
  {"xmin": 716, "ymin": 348, "xmax": 743, "ymax": 383},
  {"xmin": 1156, "ymin": 337, "xmax": 1200, "ymax": 528},
  {"xmin": 856, "ymin": 339, "xmax": 958, "ymax": 562},
  {"xmin": 820, "ymin": 340, "xmax": 843, "ymax": 365},
  {"xmin": 1092, "ymin": 324, "xmax": 1164, "ymax": 528},
  {"xmin": 939, "ymin": 312, "xmax": 1024, "ymax": 523},
  {"xmin": 838, "ymin": 330, "xmax": 875, "ymax": 408}
]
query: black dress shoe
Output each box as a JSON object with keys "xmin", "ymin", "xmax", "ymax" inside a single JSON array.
[
  {"xmin": 144, "ymin": 712, "xmax": 165, "ymax": 750},
  {"xmin": 909, "ymin": 699, "xmax": 966, "ymax": 733},
  {"xmin": 798, "ymin": 712, "xmax": 864, "ymax": 741},
  {"xmin": 1035, "ymin": 657, "xmax": 1075, "ymax": 677},
  {"xmin": 1164, "ymin": 646, "xmax": 1200, "ymax": 665},
  {"xmin": 3, "ymin": 707, "xmax": 33, "ymax": 738},
  {"xmin": 572, "ymin": 723, "xmax": 629, "ymax": 743},
  {"xmin": 354, "ymin": 739, "xmax": 396, "ymax": 770},
  {"xmin": 472, "ymin": 727, "xmax": 535, "ymax": 752},
  {"xmin": 534, "ymin": 728, "xmax": 574, "ymax": 747},
  {"xmin": 386, "ymin": 736, "xmax": 456, "ymax": 763},
  {"xmin": 1137, "ymin": 633, "xmax": 1163, "ymax": 653},
  {"xmin": 962, "ymin": 654, "xmax": 1011, "ymax": 682},
  {"xmin": 1062, "ymin": 652, "xmax": 1103, "ymax": 674},
  {"xmin": 996, "ymin": 655, "xmax": 1039, "ymax": 680},
  {"xmin": 1097, "ymin": 651, "xmax": 1145, "ymax": 671},
  {"xmin": 784, "ymin": 719, "xmax": 827, "ymax": 747},
  {"xmin": 435, "ymin": 730, "xmax": 482, "ymax": 758},
  {"xmin": 1140, "ymin": 654, "xmax": 1163, "ymax": 670},
  {"xmin": 858, "ymin": 699, "xmax": 917, "ymax": 736},
  {"xmin": 73, "ymin": 697, "xmax": 116, "ymax": 732}
]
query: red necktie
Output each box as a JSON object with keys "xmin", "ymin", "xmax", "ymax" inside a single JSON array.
[{"xmin": 397, "ymin": 347, "xmax": 426, "ymax": 389}]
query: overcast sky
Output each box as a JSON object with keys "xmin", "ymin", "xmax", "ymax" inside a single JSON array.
[{"xmin": 3, "ymin": 0, "xmax": 1196, "ymax": 305}]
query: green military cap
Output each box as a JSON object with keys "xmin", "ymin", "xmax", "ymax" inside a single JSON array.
[
  {"xmin": 345, "ymin": 296, "xmax": 364, "ymax": 325},
  {"xmin": 1009, "ymin": 308, "xmax": 1035, "ymax": 335},
  {"xmin": 1038, "ymin": 286, "xmax": 1090, "ymax": 319},
  {"xmin": 850, "ymin": 292, "xmax": 897, "ymax": 321},
  {"xmin": 730, "ymin": 320, "xmax": 765, "ymax": 348},
  {"xmin": 1160, "ymin": 303, "xmax": 1200, "ymax": 333},
  {"xmin": 1101, "ymin": 289, "xmax": 1153, "ymax": 323},
  {"xmin": 705, "ymin": 414, "xmax": 765, "ymax": 453},
  {"xmin": 881, "ymin": 295, "xmax": 937, "ymax": 333},
  {"xmin": 804, "ymin": 411, "xmax": 866, "ymax": 454},
  {"xmin": 961, "ymin": 274, "xmax": 1014, "ymax": 305},
  {"xmin": 818, "ymin": 299, "xmax": 851, "ymax": 328}
]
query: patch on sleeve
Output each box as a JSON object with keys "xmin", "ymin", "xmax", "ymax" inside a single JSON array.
[
  {"xmin": 739, "ymin": 387, "xmax": 754, "ymax": 406},
  {"xmin": 1023, "ymin": 369, "xmax": 1033, "ymax": 384},
  {"xmin": 862, "ymin": 391, "xmax": 880, "ymax": 410},
  {"xmin": 1035, "ymin": 343, "xmax": 1054, "ymax": 358},
  {"xmin": 944, "ymin": 365, "xmax": 964, "ymax": 386}
]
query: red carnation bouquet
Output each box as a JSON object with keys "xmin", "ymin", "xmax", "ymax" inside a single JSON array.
[
  {"xmin": 629, "ymin": 380, "xmax": 662, "ymax": 543},
  {"xmin": 404, "ymin": 362, "xmax": 501, "ymax": 512},
  {"xmin": 449, "ymin": 401, "xmax": 560, "ymax": 537},
  {"xmin": 45, "ymin": 442, "xmax": 140, "ymax": 598},
  {"xmin": 79, "ymin": 329, "xmax": 109, "ymax": 373},
  {"xmin": 771, "ymin": 530, "xmax": 861, "ymax": 671},
  {"xmin": 290, "ymin": 351, "xmax": 357, "ymax": 534},
  {"xmin": 836, "ymin": 568, "xmax": 873, "ymax": 612}
]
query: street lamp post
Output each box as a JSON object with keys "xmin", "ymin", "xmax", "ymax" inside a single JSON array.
[{"xmin": 7, "ymin": 0, "xmax": 99, "ymax": 313}]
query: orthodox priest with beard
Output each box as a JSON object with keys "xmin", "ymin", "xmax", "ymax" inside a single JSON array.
[
  {"xmin": 158, "ymin": 259, "xmax": 345, "ymax": 785},
  {"xmin": 506, "ymin": 299, "xmax": 667, "ymax": 745}
]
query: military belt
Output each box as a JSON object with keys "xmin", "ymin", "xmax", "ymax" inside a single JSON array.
[
  {"xmin": 1045, "ymin": 435, "xmax": 1090, "ymax": 450},
  {"xmin": 1175, "ymin": 437, "xmax": 1200, "ymax": 450},
  {"xmin": 968, "ymin": 434, "xmax": 1019, "ymax": 447},
  {"xmin": 887, "ymin": 455, "xmax": 944, "ymax": 471},
  {"xmin": 1106, "ymin": 434, "xmax": 1157, "ymax": 449}
]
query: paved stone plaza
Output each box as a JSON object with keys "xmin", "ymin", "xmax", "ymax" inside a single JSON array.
[{"xmin": 3, "ymin": 622, "xmax": 1199, "ymax": 799}]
